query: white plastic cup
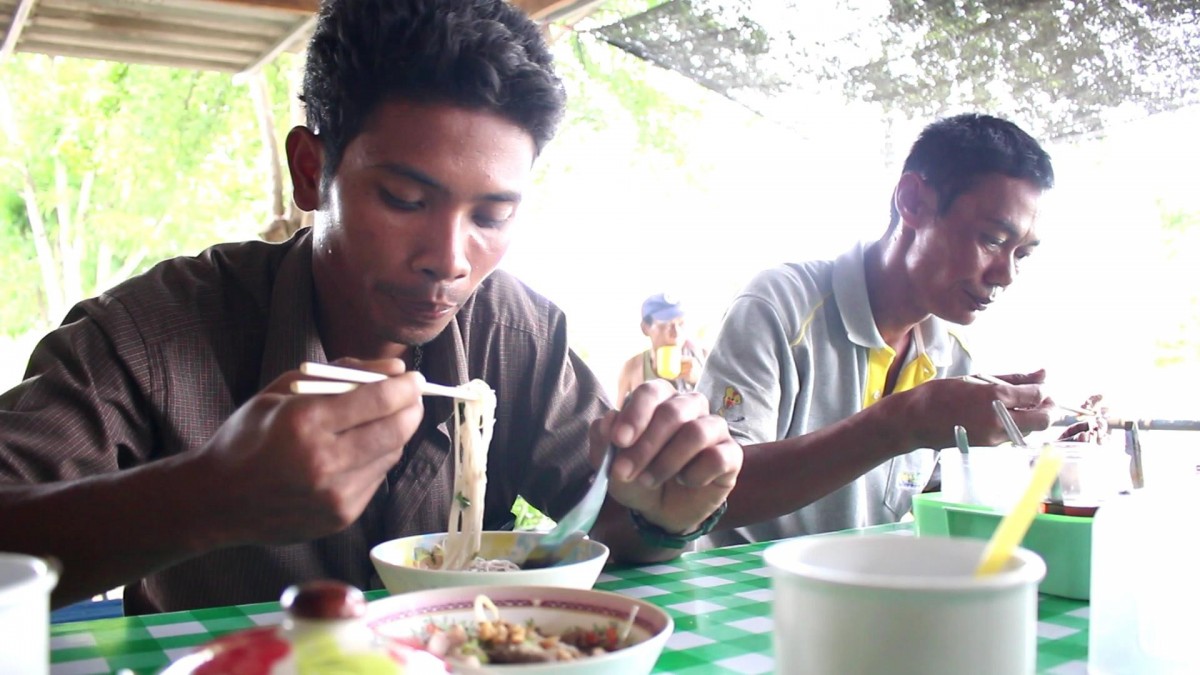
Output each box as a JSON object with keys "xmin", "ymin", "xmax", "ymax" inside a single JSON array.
[
  {"xmin": 765, "ymin": 534, "xmax": 1045, "ymax": 675},
  {"xmin": 1137, "ymin": 431, "xmax": 1200, "ymax": 490},
  {"xmin": 0, "ymin": 553, "xmax": 60, "ymax": 675},
  {"xmin": 944, "ymin": 446, "xmax": 1038, "ymax": 510},
  {"xmin": 1090, "ymin": 488, "xmax": 1200, "ymax": 674},
  {"xmin": 941, "ymin": 442, "xmax": 1129, "ymax": 511},
  {"xmin": 1051, "ymin": 441, "xmax": 1131, "ymax": 507}
]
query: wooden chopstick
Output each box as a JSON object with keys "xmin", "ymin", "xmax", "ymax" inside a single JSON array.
[
  {"xmin": 419, "ymin": 381, "xmax": 481, "ymax": 400},
  {"xmin": 300, "ymin": 361, "xmax": 386, "ymax": 383},
  {"xmin": 962, "ymin": 374, "xmax": 1094, "ymax": 417},
  {"xmin": 291, "ymin": 380, "xmax": 358, "ymax": 395},
  {"xmin": 291, "ymin": 361, "xmax": 481, "ymax": 400},
  {"xmin": 1051, "ymin": 403, "xmax": 1096, "ymax": 418}
]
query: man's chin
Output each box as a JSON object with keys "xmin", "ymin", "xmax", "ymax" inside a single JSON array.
[
  {"xmin": 936, "ymin": 308, "xmax": 978, "ymax": 326},
  {"xmin": 384, "ymin": 323, "xmax": 449, "ymax": 350}
]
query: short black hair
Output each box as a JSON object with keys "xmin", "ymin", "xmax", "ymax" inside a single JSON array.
[
  {"xmin": 299, "ymin": 0, "xmax": 566, "ymax": 183},
  {"xmin": 889, "ymin": 113, "xmax": 1054, "ymax": 227}
]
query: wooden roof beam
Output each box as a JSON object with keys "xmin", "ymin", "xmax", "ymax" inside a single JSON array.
[
  {"xmin": 208, "ymin": 0, "xmax": 319, "ymax": 15},
  {"xmin": 210, "ymin": 0, "xmax": 601, "ymax": 22},
  {"xmin": 232, "ymin": 0, "xmax": 606, "ymax": 77},
  {"xmin": 1, "ymin": 0, "xmax": 40, "ymax": 60},
  {"xmin": 236, "ymin": 14, "xmax": 317, "ymax": 78},
  {"xmin": 512, "ymin": 0, "xmax": 607, "ymax": 23}
]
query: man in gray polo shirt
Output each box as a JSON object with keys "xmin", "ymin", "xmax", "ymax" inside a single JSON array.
[{"xmin": 700, "ymin": 114, "xmax": 1059, "ymax": 546}]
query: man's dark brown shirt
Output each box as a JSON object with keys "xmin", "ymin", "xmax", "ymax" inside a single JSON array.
[{"xmin": 0, "ymin": 228, "xmax": 605, "ymax": 614}]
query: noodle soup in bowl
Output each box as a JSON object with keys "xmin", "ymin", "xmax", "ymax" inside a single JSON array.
[
  {"xmin": 371, "ymin": 532, "xmax": 609, "ymax": 595},
  {"xmin": 366, "ymin": 584, "xmax": 672, "ymax": 675}
]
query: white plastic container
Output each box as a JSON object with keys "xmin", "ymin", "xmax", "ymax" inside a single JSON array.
[
  {"xmin": 766, "ymin": 535, "xmax": 1045, "ymax": 675},
  {"xmin": 1089, "ymin": 488, "xmax": 1199, "ymax": 674},
  {"xmin": 0, "ymin": 553, "xmax": 60, "ymax": 675}
]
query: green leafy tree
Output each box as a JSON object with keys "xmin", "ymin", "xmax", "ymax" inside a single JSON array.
[
  {"xmin": 548, "ymin": 2, "xmax": 710, "ymax": 173},
  {"xmin": 836, "ymin": 0, "xmax": 1200, "ymax": 142},
  {"xmin": 588, "ymin": 0, "xmax": 778, "ymax": 113},
  {"xmin": 0, "ymin": 54, "xmax": 295, "ymax": 336},
  {"xmin": 587, "ymin": 0, "xmax": 1200, "ymax": 143}
]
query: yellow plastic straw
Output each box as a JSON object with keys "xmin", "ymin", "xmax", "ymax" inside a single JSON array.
[{"xmin": 975, "ymin": 444, "xmax": 1065, "ymax": 576}]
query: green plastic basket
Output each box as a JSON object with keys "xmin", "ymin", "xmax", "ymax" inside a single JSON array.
[{"xmin": 912, "ymin": 492, "xmax": 1093, "ymax": 600}]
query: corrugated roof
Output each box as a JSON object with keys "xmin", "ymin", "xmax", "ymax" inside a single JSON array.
[
  {"xmin": 0, "ymin": 0, "xmax": 605, "ymax": 73},
  {"xmin": 1, "ymin": 0, "xmax": 318, "ymax": 73}
]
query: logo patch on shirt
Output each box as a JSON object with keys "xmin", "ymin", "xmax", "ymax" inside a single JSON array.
[
  {"xmin": 719, "ymin": 386, "xmax": 745, "ymax": 422},
  {"xmin": 897, "ymin": 470, "xmax": 924, "ymax": 490}
]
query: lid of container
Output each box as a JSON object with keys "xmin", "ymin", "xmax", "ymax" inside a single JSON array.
[{"xmin": 160, "ymin": 580, "xmax": 448, "ymax": 674}]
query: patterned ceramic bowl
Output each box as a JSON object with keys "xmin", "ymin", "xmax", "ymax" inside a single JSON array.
[{"xmin": 366, "ymin": 584, "xmax": 673, "ymax": 674}]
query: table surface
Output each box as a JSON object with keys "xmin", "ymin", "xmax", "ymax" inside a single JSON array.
[{"xmin": 48, "ymin": 523, "xmax": 1091, "ymax": 674}]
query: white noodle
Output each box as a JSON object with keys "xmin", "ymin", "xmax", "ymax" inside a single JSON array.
[
  {"xmin": 467, "ymin": 557, "xmax": 521, "ymax": 572},
  {"xmin": 440, "ymin": 379, "xmax": 497, "ymax": 571},
  {"xmin": 473, "ymin": 594, "xmax": 501, "ymax": 624},
  {"xmin": 618, "ymin": 605, "xmax": 639, "ymax": 647}
]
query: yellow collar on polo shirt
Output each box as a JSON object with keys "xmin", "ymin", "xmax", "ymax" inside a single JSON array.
[{"xmin": 863, "ymin": 330, "xmax": 937, "ymax": 408}]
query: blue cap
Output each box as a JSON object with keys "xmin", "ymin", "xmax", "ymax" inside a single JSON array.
[{"xmin": 641, "ymin": 293, "xmax": 684, "ymax": 324}]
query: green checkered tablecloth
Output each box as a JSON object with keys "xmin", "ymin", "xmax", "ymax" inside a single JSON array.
[{"xmin": 49, "ymin": 523, "xmax": 1090, "ymax": 674}]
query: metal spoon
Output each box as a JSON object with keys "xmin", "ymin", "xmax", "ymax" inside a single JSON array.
[
  {"xmin": 517, "ymin": 444, "xmax": 615, "ymax": 568},
  {"xmin": 992, "ymin": 400, "xmax": 1064, "ymax": 505},
  {"xmin": 1125, "ymin": 420, "xmax": 1145, "ymax": 490},
  {"xmin": 991, "ymin": 400, "xmax": 1028, "ymax": 448}
]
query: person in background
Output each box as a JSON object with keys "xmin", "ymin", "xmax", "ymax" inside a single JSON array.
[
  {"xmin": 617, "ymin": 293, "xmax": 709, "ymax": 405},
  {"xmin": 700, "ymin": 113, "xmax": 1062, "ymax": 547},
  {"xmin": 0, "ymin": 0, "xmax": 741, "ymax": 613}
]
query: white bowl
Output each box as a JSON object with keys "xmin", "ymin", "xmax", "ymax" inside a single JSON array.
[
  {"xmin": 366, "ymin": 585, "xmax": 673, "ymax": 674},
  {"xmin": 370, "ymin": 532, "xmax": 609, "ymax": 595}
]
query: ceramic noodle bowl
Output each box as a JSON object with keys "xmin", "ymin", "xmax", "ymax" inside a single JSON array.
[
  {"xmin": 370, "ymin": 531, "xmax": 609, "ymax": 594},
  {"xmin": 366, "ymin": 584, "xmax": 673, "ymax": 675}
]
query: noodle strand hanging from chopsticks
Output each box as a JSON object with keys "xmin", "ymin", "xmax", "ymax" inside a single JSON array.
[{"xmin": 441, "ymin": 379, "xmax": 497, "ymax": 570}]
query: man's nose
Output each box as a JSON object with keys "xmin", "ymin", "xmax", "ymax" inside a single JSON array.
[
  {"xmin": 414, "ymin": 210, "xmax": 470, "ymax": 281},
  {"xmin": 985, "ymin": 253, "xmax": 1017, "ymax": 288}
]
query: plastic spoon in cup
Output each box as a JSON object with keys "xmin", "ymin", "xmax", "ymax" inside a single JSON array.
[{"xmin": 975, "ymin": 443, "xmax": 1065, "ymax": 576}]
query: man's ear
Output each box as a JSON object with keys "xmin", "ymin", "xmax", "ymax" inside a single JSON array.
[
  {"xmin": 286, "ymin": 126, "xmax": 323, "ymax": 212},
  {"xmin": 640, "ymin": 322, "xmax": 652, "ymax": 338},
  {"xmin": 893, "ymin": 172, "xmax": 935, "ymax": 230}
]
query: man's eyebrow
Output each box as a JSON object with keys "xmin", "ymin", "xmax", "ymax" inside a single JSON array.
[
  {"xmin": 378, "ymin": 163, "xmax": 444, "ymax": 191},
  {"xmin": 480, "ymin": 191, "xmax": 523, "ymax": 204},
  {"xmin": 987, "ymin": 216, "xmax": 1040, "ymax": 247},
  {"xmin": 377, "ymin": 163, "xmax": 522, "ymax": 203}
]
